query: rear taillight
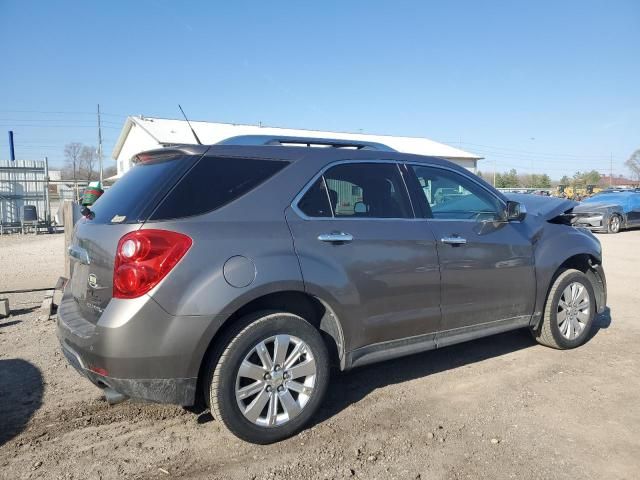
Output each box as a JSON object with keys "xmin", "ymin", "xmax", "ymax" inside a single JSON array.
[{"xmin": 113, "ymin": 229, "xmax": 192, "ymax": 299}]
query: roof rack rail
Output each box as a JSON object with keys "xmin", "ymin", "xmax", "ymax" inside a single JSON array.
[{"xmin": 217, "ymin": 135, "xmax": 396, "ymax": 152}]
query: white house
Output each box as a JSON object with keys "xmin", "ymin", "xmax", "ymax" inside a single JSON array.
[{"xmin": 111, "ymin": 116, "xmax": 482, "ymax": 179}]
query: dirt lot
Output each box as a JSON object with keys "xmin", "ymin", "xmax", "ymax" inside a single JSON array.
[
  {"xmin": 0, "ymin": 234, "xmax": 65, "ymax": 291},
  {"xmin": 1, "ymin": 231, "xmax": 639, "ymax": 480}
]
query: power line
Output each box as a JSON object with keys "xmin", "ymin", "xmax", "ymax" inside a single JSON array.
[
  {"xmin": 454, "ymin": 140, "xmax": 616, "ymax": 159},
  {"xmin": 0, "ymin": 109, "xmax": 127, "ymax": 118},
  {"xmin": 0, "ymin": 124, "xmax": 120, "ymax": 129}
]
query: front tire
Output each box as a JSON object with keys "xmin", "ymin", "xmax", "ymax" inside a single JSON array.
[
  {"xmin": 534, "ymin": 269, "xmax": 596, "ymax": 349},
  {"xmin": 208, "ymin": 311, "xmax": 329, "ymax": 444},
  {"xmin": 607, "ymin": 214, "xmax": 621, "ymax": 234}
]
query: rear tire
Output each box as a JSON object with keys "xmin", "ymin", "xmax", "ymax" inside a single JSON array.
[
  {"xmin": 207, "ymin": 311, "xmax": 329, "ymax": 444},
  {"xmin": 533, "ymin": 269, "xmax": 596, "ymax": 349}
]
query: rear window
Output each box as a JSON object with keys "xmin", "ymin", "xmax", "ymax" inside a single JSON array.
[
  {"xmin": 90, "ymin": 154, "xmax": 198, "ymax": 224},
  {"xmin": 149, "ymin": 156, "xmax": 288, "ymax": 220}
]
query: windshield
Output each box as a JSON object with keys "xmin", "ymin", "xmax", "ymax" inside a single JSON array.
[{"xmin": 89, "ymin": 154, "xmax": 198, "ymax": 224}]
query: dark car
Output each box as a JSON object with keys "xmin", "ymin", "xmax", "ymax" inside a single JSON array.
[
  {"xmin": 58, "ymin": 136, "xmax": 607, "ymax": 444},
  {"xmin": 572, "ymin": 190, "xmax": 640, "ymax": 233}
]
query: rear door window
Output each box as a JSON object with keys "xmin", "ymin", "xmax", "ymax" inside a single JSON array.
[
  {"xmin": 149, "ymin": 156, "xmax": 288, "ymax": 220},
  {"xmin": 297, "ymin": 162, "xmax": 413, "ymax": 219}
]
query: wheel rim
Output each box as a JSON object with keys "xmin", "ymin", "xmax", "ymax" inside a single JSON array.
[
  {"xmin": 610, "ymin": 216, "xmax": 620, "ymax": 232},
  {"xmin": 557, "ymin": 281, "xmax": 590, "ymax": 340},
  {"xmin": 235, "ymin": 335, "xmax": 316, "ymax": 427}
]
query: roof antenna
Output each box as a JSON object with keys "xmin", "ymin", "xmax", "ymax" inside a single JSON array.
[{"xmin": 178, "ymin": 104, "xmax": 202, "ymax": 145}]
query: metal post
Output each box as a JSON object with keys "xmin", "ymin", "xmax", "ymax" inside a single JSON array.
[
  {"xmin": 73, "ymin": 155, "xmax": 78, "ymax": 202},
  {"xmin": 8, "ymin": 131, "xmax": 15, "ymax": 161},
  {"xmin": 97, "ymin": 104, "xmax": 103, "ymax": 184},
  {"xmin": 493, "ymin": 157, "xmax": 496, "ymax": 186},
  {"xmin": 44, "ymin": 157, "xmax": 51, "ymax": 226},
  {"xmin": 610, "ymin": 153, "xmax": 613, "ymax": 187}
]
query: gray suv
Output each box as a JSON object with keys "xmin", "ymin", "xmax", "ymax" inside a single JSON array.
[{"xmin": 58, "ymin": 136, "xmax": 606, "ymax": 444}]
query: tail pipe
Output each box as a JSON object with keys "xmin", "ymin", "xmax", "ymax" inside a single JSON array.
[{"xmin": 103, "ymin": 387, "xmax": 128, "ymax": 406}]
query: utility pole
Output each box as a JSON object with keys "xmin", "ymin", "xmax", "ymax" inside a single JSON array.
[
  {"xmin": 44, "ymin": 157, "xmax": 51, "ymax": 225},
  {"xmin": 610, "ymin": 153, "xmax": 613, "ymax": 187},
  {"xmin": 97, "ymin": 104, "xmax": 103, "ymax": 184},
  {"xmin": 493, "ymin": 157, "xmax": 496, "ymax": 186},
  {"xmin": 73, "ymin": 154, "xmax": 78, "ymax": 202}
]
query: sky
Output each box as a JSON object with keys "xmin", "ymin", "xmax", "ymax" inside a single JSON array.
[{"xmin": 0, "ymin": 0, "xmax": 638, "ymax": 179}]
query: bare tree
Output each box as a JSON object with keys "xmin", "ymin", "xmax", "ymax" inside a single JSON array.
[
  {"xmin": 626, "ymin": 149, "xmax": 640, "ymax": 181},
  {"xmin": 64, "ymin": 142, "xmax": 83, "ymax": 200},
  {"xmin": 79, "ymin": 145, "xmax": 97, "ymax": 182}
]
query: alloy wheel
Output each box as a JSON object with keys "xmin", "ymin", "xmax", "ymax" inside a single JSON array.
[
  {"xmin": 609, "ymin": 215, "xmax": 621, "ymax": 233},
  {"xmin": 557, "ymin": 281, "xmax": 590, "ymax": 340},
  {"xmin": 235, "ymin": 335, "xmax": 316, "ymax": 427}
]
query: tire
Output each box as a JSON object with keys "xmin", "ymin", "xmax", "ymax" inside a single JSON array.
[
  {"xmin": 207, "ymin": 311, "xmax": 329, "ymax": 444},
  {"xmin": 533, "ymin": 269, "xmax": 596, "ymax": 349},
  {"xmin": 607, "ymin": 214, "xmax": 621, "ymax": 234}
]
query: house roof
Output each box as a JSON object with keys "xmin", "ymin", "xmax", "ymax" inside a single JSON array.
[
  {"xmin": 112, "ymin": 116, "xmax": 482, "ymax": 161},
  {"xmin": 598, "ymin": 174, "xmax": 638, "ymax": 187}
]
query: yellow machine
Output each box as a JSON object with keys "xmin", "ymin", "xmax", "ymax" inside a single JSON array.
[{"xmin": 556, "ymin": 184, "xmax": 603, "ymax": 200}]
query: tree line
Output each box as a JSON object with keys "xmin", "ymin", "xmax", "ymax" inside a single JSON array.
[
  {"xmin": 477, "ymin": 169, "xmax": 553, "ymax": 188},
  {"xmin": 477, "ymin": 169, "xmax": 604, "ymax": 189},
  {"xmin": 479, "ymin": 149, "xmax": 640, "ymax": 189}
]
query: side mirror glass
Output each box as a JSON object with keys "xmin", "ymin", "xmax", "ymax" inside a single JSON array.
[{"xmin": 506, "ymin": 201, "xmax": 526, "ymax": 222}]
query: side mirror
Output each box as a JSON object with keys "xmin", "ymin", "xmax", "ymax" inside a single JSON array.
[
  {"xmin": 353, "ymin": 202, "xmax": 368, "ymax": 214},
  {"xmin": 505, "ymin": 201, "xmax": 526, "ymax": 222}
]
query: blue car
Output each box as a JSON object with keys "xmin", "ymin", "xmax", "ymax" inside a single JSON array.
[{"xmin": 572, "ymin": 189, "xmax": 640, "ymax": 233}]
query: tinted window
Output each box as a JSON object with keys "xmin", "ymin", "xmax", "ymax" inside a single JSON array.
[
  {"xmin": 90, "ymin": 154, "xmax": 198, "ymax": 224},
  {"xmin": 150, "ymin": 156, "xmax": 288, "ymax": 220},
  {"xmin": 409, "ymin": 165, "xmax": 502, "ymax": 220},
  {"xmin": 298, "ymin": 178, "xmax": 332, "ymax": 217},
  {"xmin": 323, "ymin": 163, "xmax": 412, "ymax": 218}
]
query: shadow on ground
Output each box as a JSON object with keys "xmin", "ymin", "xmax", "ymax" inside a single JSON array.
[
  {"xmin": 0, "ymin": 320, "xmax": 22, "ymax": 328},
  {"xmin": 7, "ymin": 306, "xmax": 39, "ymax": 316},
  {"xmin": 314, "ymin": 328, "xmax": 535, "ymax": 425},
  {"xmin": 316, "ymin": 310, "xmax": 612, "ymax": 425},
  {"xmin": 0, "ymin": 359, "xmax": 44, "ymax": 446},
  {"xmin": 194, "ymin": 311, "xmax": 611, "ymax": 426}
]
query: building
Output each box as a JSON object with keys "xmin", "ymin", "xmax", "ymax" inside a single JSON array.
[
  {"xmin": 598, "ymin": 174, "xmax": 638, "ymax": 188},
  {"xmin": 111, "ymin": 116, "xmax": 481, "ymax": 179},
  {"xmin": 0, "ymin": 160, "xmax": 48, "ymax": 227}
]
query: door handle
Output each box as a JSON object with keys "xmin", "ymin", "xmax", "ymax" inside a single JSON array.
[
  {"xmin": 318, "ymin": 232, "xmax": 354, "ymax": 243},
  {"xmin": 441, "ymin": 236, "xmax": 467, "ymax": 245}
]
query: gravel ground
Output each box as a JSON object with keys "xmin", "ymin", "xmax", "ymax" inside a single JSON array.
[
  {"xmin": 0, "ymin": 233, "xmax": 65, "ymax": 291},
  {"xmin": 1, "ymin": 231, "xmax": 639, "ymax": 479}
]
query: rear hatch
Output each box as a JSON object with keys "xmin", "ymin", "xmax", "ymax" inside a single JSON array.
[
  {"xmin": 67, "ymin": 150, "xmax": 202, "ymax": 324},
  {"xmin": 66, "ymin": 147, "xmax": 290, "ymax": 324}
]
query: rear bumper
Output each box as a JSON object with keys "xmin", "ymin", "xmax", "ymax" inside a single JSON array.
[
  {"xmin": 60, "ymin": 339, "xmax": 197, "ymax": 404},
  {"xmin": 57, "ymin": 290, "xmax": 223, "ymax": 406}
]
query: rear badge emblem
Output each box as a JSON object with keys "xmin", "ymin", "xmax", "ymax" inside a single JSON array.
[{"xmin": 88, "ymin": 274, "xmax": 98, "ymax": 289}]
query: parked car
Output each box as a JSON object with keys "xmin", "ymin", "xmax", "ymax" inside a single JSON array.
[
  {"xmin": 58, "ymin": 136, "xmax": 607, "ymax": 444},
  {"xmin": 571, "ymin": 190, "xmax": 640, "ymax": 233}
]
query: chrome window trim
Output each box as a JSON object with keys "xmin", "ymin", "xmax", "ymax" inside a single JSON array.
[{"xmin": 291, "ymin": 159, "xmax": 419, "ymax": 221}]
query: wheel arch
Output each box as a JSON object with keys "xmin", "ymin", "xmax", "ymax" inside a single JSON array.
[
  {"xmin": 193, "ymin": 289, "xmax": 346, "ymax": 405},
  {"xmin": 532, "ymin": 251, "xmax": 606, "ymax": 331}
]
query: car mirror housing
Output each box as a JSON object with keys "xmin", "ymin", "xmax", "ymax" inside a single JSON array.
[{"xmin": 506, "ymin": 201, "xmax": 527, "ymax": 222}]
